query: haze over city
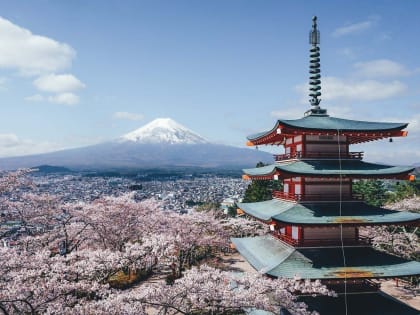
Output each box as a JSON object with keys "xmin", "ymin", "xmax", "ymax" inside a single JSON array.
[{"xmin": 0, "ymin": 0, "xmax": 419, "ymax": 164}]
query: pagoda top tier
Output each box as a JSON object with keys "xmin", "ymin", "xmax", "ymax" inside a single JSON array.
[
  {"xmin": 247, "ymin": 115, "xmax": 408, "ymax": 146},
  {"xmin": 247, "ymin": 16, "xmax": 408, "ymax": 146}
]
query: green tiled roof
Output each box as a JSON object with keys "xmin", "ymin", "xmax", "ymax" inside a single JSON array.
[
  {"xmin": 243, "ymin": 160, "xmax": 414, "ymax": 177},
  {"xmin": 247, "ymin": 115, "xmax": 408, "ymax": 140},
  {"xmin": 237, "ymin": 199, "xmax": 295, "ymax": 221},
  {"xmin": 300, "ymin": 292, "xmax": 420, "ymax": 315},
  {"xmin": 232, "ymin": 235, "xmax": 295, "ymax": 273},
  {"xmin": 243, "ymin": 164, "xmax": 278, "ymax": 176},
  {"xmin": 232, "ymin": 235, "xmax": 420, "ymax": 279},
  {"xmin": 237, "ymin": 199, "xmax": 420, "ymax": 225}
]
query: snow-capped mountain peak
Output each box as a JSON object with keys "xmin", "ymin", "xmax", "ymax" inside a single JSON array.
[{"xmin": 120, "ymin": 118, "xmax": 209, "ymax": 144}]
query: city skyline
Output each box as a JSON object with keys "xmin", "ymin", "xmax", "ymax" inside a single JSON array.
[{"xmin": 0, "ymin": 1, "xmax": 419, "ymax": 164}]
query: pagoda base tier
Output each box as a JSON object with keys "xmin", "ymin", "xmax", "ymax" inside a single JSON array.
[
  {"xmin": 296, "ymin": 292, "xmax": 419, "ymax": 315},
  {"xmin": 231, "ymin": 235, "xmax": 420, "ymax": 280},
  {"xmin": 248, "ymin": 292, "xmax": 419, "ymax": 315}
]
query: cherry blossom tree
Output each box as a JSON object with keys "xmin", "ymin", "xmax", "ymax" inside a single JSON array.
[
  {"xmin": 0, "ymin": 169, "xmax": 33, "ymax": 193},
  {"xmin": 0, "ymin": 247, "xmax": 111, "ymax": 314},
  {"xmin": 223, "ymin": 216, "xmax": 269, "ymax": 238},
  {"xmin": 0, "ymin": 171, "xmax": 333, "ymax": 315},
  {"xmin": 386, "ymin": 196, "xmax": 420, "ymax": 212},
  {"xmin": 363, "ymin": 225, "xmax": 419, "ymax": 260},
  {"xmin": 113, "ymin": 265, "xmax": 333, "ymax": 315},
  {"xmin": 361, "ymin": 197, "xmax": 420, "ymax": 260}
]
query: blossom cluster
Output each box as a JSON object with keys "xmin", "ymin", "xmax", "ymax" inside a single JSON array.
[{"xmin": 0, "ymin": 171, "xmax": 330, "ymax": 314}]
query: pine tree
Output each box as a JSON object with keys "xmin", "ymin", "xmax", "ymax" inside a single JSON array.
[{"xmin": 242, "ymin": 162, "xmax": 282, "ymax": 202}]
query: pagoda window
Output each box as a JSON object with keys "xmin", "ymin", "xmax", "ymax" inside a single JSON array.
[
  {"xmin": 291, "ymin": 226, "xmax": 299, "ymax": 240},
  {"xmin": 283, "ymin": 183, "xmax": 289, "ymax": 193},
  {"xmin": 294, "ymin": 135, "xmax": 302, "ymax": 143},
  {"xmin": 295, "ymin": 184, "xmax": 301, "ymax": 195}
]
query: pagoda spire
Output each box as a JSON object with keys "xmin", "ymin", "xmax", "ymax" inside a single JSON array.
[{"xmin": 306, "ymin": 16, "xmax": 327, "ymax": 116}]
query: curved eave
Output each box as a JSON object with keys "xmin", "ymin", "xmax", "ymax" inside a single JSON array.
[
  {"xmin": 243, "ymin": 161, "xmax": 414, "ymax": 179},
  {"xmin": 278, "ymin": 168, "xmax": 414, "ymax": 179},
  {"xmin": 232, "ymin": 235, "xmax": 420, "ymax": 280},
  {"xmin": 279, "ymin": 116, "xmax": 408, "ymax": 132},
  {"xmin": 272, "ymin": 210, "xmax": 420, "ymax": 226},
  {"xmin": 247, "ymin": 121, "xmax": 281, "ymax": 141},
  {"xmin": 246, "ymin": 117, "xmax": 408, "ymax": 146},
  {"xmin": 238, "ymin": 199, "xmax": 420, "ymax": 226},
  {"xmin": 237, "ymin": 199, "xmax": 295, "ymax": 222},
  {"xmin": 267, "ymin": 246, "xmax": 420, "ymax": 280},
  {"xmin": 243, "ymin": 164, "xmax": 278, "ymax": 177}
]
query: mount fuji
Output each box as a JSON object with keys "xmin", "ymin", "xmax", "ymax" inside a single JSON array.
[
  {"xmin": 0, "ymin": 118, "xmax": 272, "ymax": 171},
  {"xmin": 119, "ymin": 118, "xmax": 209, "ymax": 144}
]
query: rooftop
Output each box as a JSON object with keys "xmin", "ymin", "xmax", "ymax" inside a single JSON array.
[
  {"xmin": 243, "ymin": 160, "xmax": 414, "ymax": 178},
  {"xmin": 246, "ymin": 115, "xmax": 408, "ymax": 146},
  {"xmin": 237, "ymin": 199, "xmax": 420, "ymax": 225},
  {"xmin": 232, "ymin": 235, "xmax": 420, "ymax": 280}
]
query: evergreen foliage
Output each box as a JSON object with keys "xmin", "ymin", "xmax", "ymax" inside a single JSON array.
[
  {"xmin": 227, "ymin": 205, "xmax": 237, "ymax": 217},
  {"xmin": 242, "ymin": 162, "xmax": 282, "ymax": 202},
  {"xmin": 386, "ymin": 180, "xmax": 419, "ymax": 203},
  {"xmin": 353, "ymin": 180, "xmax": 387, "ymax": 207},
  {"xmin": 353, "ymin": 179, "xmax": 419, "ymax": 206}
]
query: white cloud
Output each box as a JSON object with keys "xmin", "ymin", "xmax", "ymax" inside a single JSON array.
[
  {"xmin": 34, "ymin": 73, "xmax": 85, "ymax": 93},
  {"xmin": 24, "ymin": 94, "xmax": 44, "ymax": 102},
  {"xmin": 353, "ymin": 59, "xmax": 410, "ymax": 78},
  {"xmin": 0, "ymin": 17, "xmax": 84, "ymax": 104},
  {"xmin": 25, "ymin": 91, "xmax": 81, "ymax": 105},
  {"xmin": 113, "ymin": 111, "xmax": 144, "ymax": 121},
  {"xmin": 296, "ymin": 76, "xmax": 407, "ymax": 103},
  {"xmin": 333, "ymin": 17, "xmax": 377, "ymax": 37},
  {"xmin": 406, "ymin": 113, "xmax": 420, "ymax": 134},
  {"xmin": 322, "ymin": 77, "xmax": 407, "ymax": 101},
  {"xmin": 0, "ymin": 133, "xmax": 62, "ymax": 157},
  {"xmin": 0, "ymin": 133, "xmax": 20, "ymax": 147},
  {"xmin": 0, "ymin": 17, "xmax": 75, "ymax": 75},
  {"xmin": 48, "ymin": 92, "xmax": 79, "ymax": 105}
]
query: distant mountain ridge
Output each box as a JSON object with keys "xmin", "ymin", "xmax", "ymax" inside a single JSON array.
[{"xmin": 0, "ymin": 118, "xmax": 272, "ymax": 171}]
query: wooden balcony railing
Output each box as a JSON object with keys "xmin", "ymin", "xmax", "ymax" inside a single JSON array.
[
  {"xmin": 324, "ymin": 279, "xmax": 379, "ymax": 293},
  {"xmin": 272, "ymin": 232, "xmax": 371, "ymax": 247},
  {"xmin": 274, "ymin": 151, "xmax": 364, "ymax": 161},
  {"xmin": 272, "ymin": 191, "xmax": 363, "ymax": 202}
]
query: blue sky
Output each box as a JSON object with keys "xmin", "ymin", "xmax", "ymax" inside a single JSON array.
[{"xmin": 0, "ymin": 0, "xmax": 419, "ymax": 164}]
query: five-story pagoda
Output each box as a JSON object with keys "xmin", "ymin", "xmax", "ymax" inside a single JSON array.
[{"xmin": 233, "ymin": 17, "xmax": 420, "ymax": 315}]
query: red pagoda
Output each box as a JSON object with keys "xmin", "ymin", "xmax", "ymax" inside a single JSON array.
[{"xmin": 233, "ymin": 16, "xmax": 420, "ymax": 315}]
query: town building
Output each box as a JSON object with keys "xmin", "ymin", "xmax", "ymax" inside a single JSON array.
[{"xmin": 233, "ymin": 16, "xmax": 420, "ymax": 315}]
